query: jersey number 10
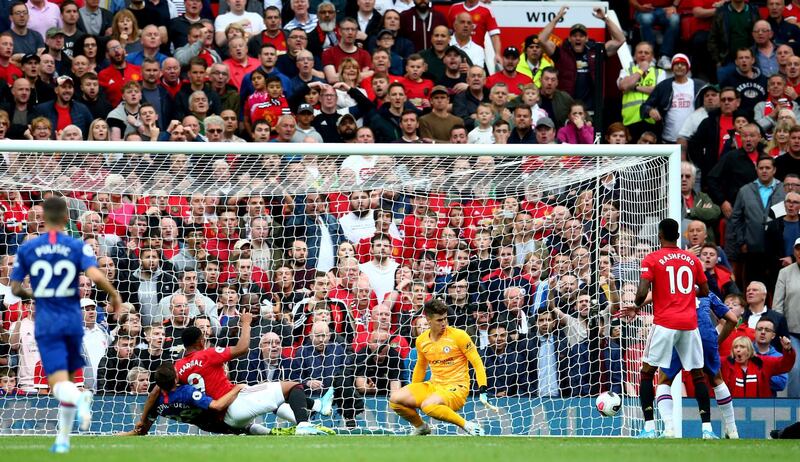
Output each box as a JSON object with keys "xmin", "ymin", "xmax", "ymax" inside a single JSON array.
[
  {"xmin": 30, "ymin": 260, "xmax": 77, "ymax": 298},
  {"xmin": 665, "ymin": 266, "xmax": 693, "ymax": 295}
]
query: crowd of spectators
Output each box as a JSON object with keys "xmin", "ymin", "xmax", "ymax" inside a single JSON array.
[{"xmin": 0, "ymin": 0, "xmax": 798, "ymax": 429}]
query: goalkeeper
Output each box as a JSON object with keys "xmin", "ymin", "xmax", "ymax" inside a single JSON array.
[{"xmin": 389, "ymin": 298, "xmax": 495, "ymax": 436}]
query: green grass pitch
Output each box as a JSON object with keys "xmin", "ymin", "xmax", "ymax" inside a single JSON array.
[{"xmin": 1, "ymin": 436, "xmax": 798, "ymax": 462}]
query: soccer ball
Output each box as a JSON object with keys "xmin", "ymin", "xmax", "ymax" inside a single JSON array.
[{"xmin": 595, "ymin": 392, "xmax": 622, "ymax": 417}]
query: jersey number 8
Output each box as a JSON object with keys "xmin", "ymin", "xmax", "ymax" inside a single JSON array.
[{"xmin": 30, "ymin": 260, "xmax": 77, "ymax": 298}]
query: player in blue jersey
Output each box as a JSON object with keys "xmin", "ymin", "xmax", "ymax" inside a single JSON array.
[
  {"xmin": 656, "ymin": 292, "xmax": 740, "ymax": 439},
  {"xmin": 124, "ymin": 362, "xmax": 332, "ymax": 436},
  {"xmin": 9, "ymin": 197, "xmax": 122, "ymax": 453}
]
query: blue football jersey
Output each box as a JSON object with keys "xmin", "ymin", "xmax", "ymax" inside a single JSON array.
[
  {"xmin": 148, "ymin": 385, "xmax": 245, "ymax": 434},
  {"xmin": 10, "ymin": 231, "xmax": 98, "ymax": 336},
  {"xmin": 697, "ymin": 293, "xmax": 730, "ymax": 342}
]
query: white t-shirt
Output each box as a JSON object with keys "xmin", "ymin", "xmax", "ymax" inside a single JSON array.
[
  {"xmin": 359, "ymin": 259, "xmax": 399, "ymax": 303},
  {"xmin": 340, "ymin": 210, "xmax": 376, "ymax": 243},
  {"xmin": 214, "ymin": 11, "xmax": 266, "ymax": 38},
  {"xmin": 340, "ymin": 155, "xmax": 378, "ymax": 185},
  {"xmin": 469, "ymin": 126, "xmax": 494, "ymax": 144},
  {"xmin": 662, "ymin": 80, "xmax": 695, "ymax": 142}
]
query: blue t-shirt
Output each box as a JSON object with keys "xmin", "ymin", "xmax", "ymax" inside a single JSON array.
[
  {"xmin": 10, "ymin": 231, "xmax": 98, "ymax": 337},
  {"xmin": 698, "ymin": 293, "xmax": 730, "ymax": 343}
]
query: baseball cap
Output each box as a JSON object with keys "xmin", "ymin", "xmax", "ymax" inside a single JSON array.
[
  {"xmin": 56, "ymin": 75, "xmax": 74, "ymax": 86},
  {"xmin": 795, "ymin": 237, "xmax": 800, "ymax": 248},
  {"xmin": 672, "ymin": 53, "xmax": 691, "ymax": 70},
  {"xmin": 46, "ymin": 27, "xmax": 65, "ymax": 38},
  {"xmin": 377, "ymin": 29, "xmax": 395, "ymax": 39},
  {"xmin": 524, "ymin": 35, "xmax": 541, "ymax": 48},
  {"xmin": 233, "ymin": 239, "xmax": 251, "ymax": 250},
  {"xmin": 297, "ymin": 103, "xmax": 314, "ymax": 114},
  {"xmin": 21, "ymin": 53, "xmax": 40, "ymax": 64},
  {"xmin": 570, "ymin": 24, "xmax": 588, "ymax": 36},
  {"xmin": 503, "ymin": 46, "xmax": 520, "ymax": 58},
  {"xmin": 444, "ymin": 45, "xmax": 462, "ymax": 56},
  {"xmin": 430, "ymin": 85, "xmax": 449, "ymax": 97},
  {"xmin": 337, "ymin": 113, "xmax": 356, "ymax": 125},
  {"xmin": 80, "ymin": 298, "xmax": 97, "ymax": 308},
  {"xmin": 535, "ymin": 117, "xmax": 555, "ymax": 129}
]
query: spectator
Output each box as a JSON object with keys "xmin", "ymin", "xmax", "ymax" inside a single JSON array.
[
  {"xmin": 321, "ymin": 17, "xmax": 372, "ymax": 83},
  {"xmin": 34, "ymin": 75, "xmax": 92, "ymax": 137},
  {"xmin": 681, "ymin": 161, "xmax": 721, "ymax": 234},
  {"xmin": 689, "ymin": 87, "xmax": 741, "ymax": 185},
  {"xmin": 701, "ymin": 244, "xmax": 740, "ymax": 299},
  {"xmin": 520, "ymin": 309, "xmax": 570, "ymax": 401},
  {"xmin": 726, "ymin": 156, "xmax": 785, "ymax": 285},
  {"xmin": 239, "ymin": 331, "xmax": 292, "ymax": 384},
  {"xmin": 162, "ymin": 292, "xmax": 194, "ymax": 357},
  {"xmin": 707, "ymin": 123, "xmax": 763, "ymax": 220},
  {"xmin": 97, "ymin": 39, "xmax": 142, "ymax": 107},
  {"xmin": 451, "ymin": 66, "xmax": 487, "ymax": 131},
  {"xmin": 538, "ymin": 6, "xmax": 624, "ymax": 113},
  {"xmin": 286, "ymin": 192, "xmax": 344, "ymax": 272},
  {"xmin": 631, "ymin": 0, "xmax": 680, "ymax": 70},
  {"xmin": 398, "ymin": 0, "xmax": 446, "ymax": 52},
  {"xmin": 290, "ymin": 320, "xmax": 347, "ymax": 396},
  {"xmin": 97, "ymin": 335, "xmax": 139, "ymax": 394},
  {"xmin": 353, "ymin": 329, "xmax": 403, "ymax": 395},
  {"xmin": 135, "ymin": 325, "xmax": 170, "ymax": 374},
  {"xmin": 753, "ymin": 318, "xmax": 790, "ymax": 395},
  {"xmin": 773, "ymin": 238, "xmax": 800, "ymax": 397},
  {"xmin": 126, "ymin": 366, "xmax": 150, "ymax": 394},
  {"xmin": 641, "ymin": 54, "xmax": 707, "ymax": 143},
  {"xmin": 159, "ymin": 269, "xmax": 219, "ymax": 331},
  {"xmin": 118, "ymin": 247, "xmax": 178, "ymax": 325},
  {"xmin": 618, "ymin": 41, "xmax": 666, "ymax": 141},
  {"xmin": 755, "ymin": 74, "xmax": 800, "ymax": 136},
  {"xmin": 418, "ymin": 85, "xmax": 460, "ymax": 143},
  {"xmin": 483, "ymin": 324, "xmax": 522, "ymax": 397},
  {"xmin": 709, "ymin": 0, "xmax": 760, "ymax": 77},
  {"xmin": 744, "ymin": 281, "xmax": 791, "ymax": 352},
  {"xmin": 721, "ymin": 335, "xmax": 795, "ymax": 397},
  {"xmin": 9, "ymin": 3, "xmax": 45, "ymax": 56},
  {"xmin": 719, "ymin": 48, "xmax": 767, "ymax": 115},
  {"xmin": 557, "ymin": 101, "xmax": 594, "ymax": 144},
  {"xmin": 214, "ymin": 0, "xmax": 266, "ymax": 48},
  {"xmin": 20, "ymin": 52, "xmax": 54, "ymax": 105}
]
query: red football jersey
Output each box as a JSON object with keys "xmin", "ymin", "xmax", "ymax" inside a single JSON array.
[
  {"xmin": 640, "ymin": 246, "xmax": 707, "ymax": 330},
  {"xmin": 175, "ymin": 346, "xmax": 234, "ymax": 399},
  {"xmin": 447, "ymin": 2, "xmax": 500, "ymax": 43}
]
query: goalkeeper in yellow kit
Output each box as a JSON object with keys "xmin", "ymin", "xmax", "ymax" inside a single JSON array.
[{"xmin": 389, "ymin": 298, "xmax": 497, "ymax": 436}]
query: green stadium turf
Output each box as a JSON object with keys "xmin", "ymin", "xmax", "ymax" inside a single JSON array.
[{"xmin": 0, "ymin": 436, "xmax": 798, "ymax": 462}]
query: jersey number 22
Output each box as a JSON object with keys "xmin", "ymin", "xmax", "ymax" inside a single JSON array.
[{"xmin": 30, "ymin": 260, "xmax": 77, "ymax": 298}]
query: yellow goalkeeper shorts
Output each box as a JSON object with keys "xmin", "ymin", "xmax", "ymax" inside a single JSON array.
[{"xmin": 407, "ymin": 382, "xmax": 469, "ymax": 411}]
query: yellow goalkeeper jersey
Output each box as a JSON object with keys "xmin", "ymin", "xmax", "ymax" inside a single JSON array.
[{"xmin": 413, "ymin": 326, "xmax": 487, "ymax": 389}]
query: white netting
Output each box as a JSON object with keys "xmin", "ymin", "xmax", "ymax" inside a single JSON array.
[{"xmin": 0, "ymin": 143, "xmax": 676, "ymax": 436}]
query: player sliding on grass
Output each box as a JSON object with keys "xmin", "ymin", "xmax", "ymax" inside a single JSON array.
[
  {"xmin": 174, "ymin": 315, "xmax": 334, "ymax": 435},
  {"xmin": 123, "ymin": 362, "xmax": 333, "ymax": 436},
  {"xmin": 389, "ymin": 298, "xmax": 497, "ymax": 436},
  {"xmin": 656, "ymin": 293, "xmax": 740, "ymax": 439},
  {"xmin": 626, "ymin": 218, "xmax": 715, "ymax": 439},
  {"xmin": 10, "ymin": 197, "xmax": 123, "ymax": 453}
]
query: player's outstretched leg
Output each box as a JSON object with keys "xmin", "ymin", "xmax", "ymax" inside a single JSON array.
[
  {"xmin": 389, "ymin": 387, "xmax": 428, "ymax": 435},
  {"xmin": 285, "ymin": 384, "xmax": 330, "ymax": 435},
  {"xmin": 712, "ymin": 375, "xmax": 738, "ymax": 439},
  {"xmin": 419, "ymin": 395, "xmax": 482, "ymax": 436},
  {"xmin": 690, "ymin": 370, "xmax": 717, "ymax": 439},
  {"xmin": 636, "ymin": 364, "xmax": 657, "ymax": 438},
  {"xmin": 51, "ymin": 376, "xmax": 89, "ymax": 453}
]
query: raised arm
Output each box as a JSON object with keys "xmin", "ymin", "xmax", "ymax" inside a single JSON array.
[
  {"xmin": 538, "ymin": 6, "xmax": 568, "ymax": 57},
  {"xmin": 594, "ymin": 8, "xmax": 626, "ymax": 56},
  {"xmin": 85, "ymin": 266, "xmax": 123, "ymax": 319},
  {"xmin": 229, "ymin": 312, "xmax": 253, "ymax": 358}
]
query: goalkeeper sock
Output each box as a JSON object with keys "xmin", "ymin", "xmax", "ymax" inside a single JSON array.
[
  {"xmin": 53, "ymin": 381, "xmax": 81, "ymax": 405},
  {"xmin": 276, "ymin": 403, "xmax": 296, "ymax": 424},
  {"xmin": 422, "ymin": 404, "xmax": 466, "ymax": 429},
  {"xmin": 714, "ymin": 383, "xmax": 737, "ymax": 434},
  {"xmin": 56, "ymin": 404, "xmax": 77, "ymax": 446},
  {"xmin": 286, "ymin": 385, "xmax": 310, "ymax": 423},
  {"xmin": 389, "ymin": 402, "xmax": 424, "ymax": 428},
  {"xmin": 655, "ymin": 384, "xmax": 673, "ymax": 433}
]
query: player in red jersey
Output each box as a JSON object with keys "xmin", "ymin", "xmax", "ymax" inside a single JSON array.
[
  {"xmin": 175, "ymin": 312, "xmax": 333, "ymax": 435},
  {"xmin": 625, "ymin": 218, "xmax": 714, "ymax": 438}
]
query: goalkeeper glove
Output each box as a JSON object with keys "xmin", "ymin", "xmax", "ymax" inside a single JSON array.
[{"xmin": 478, "ymin": 386, "xmax": 500, "ymax": 413}]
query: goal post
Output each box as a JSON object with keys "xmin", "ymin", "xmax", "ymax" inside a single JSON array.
[{"xmin": 0, "ymin": 141, "xmax": 681, "ymax": 436}]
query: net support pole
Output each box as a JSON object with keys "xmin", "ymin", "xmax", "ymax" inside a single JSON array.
[{"xmin": 667, "ymin": 144, "xmax": 684, "ymax": 438}]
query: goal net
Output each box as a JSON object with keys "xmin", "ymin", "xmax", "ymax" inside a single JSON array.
[{"xmin": 0, "ymin": 142, "xmax": 678, "ymax": 436}]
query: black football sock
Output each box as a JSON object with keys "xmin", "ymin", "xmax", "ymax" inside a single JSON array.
[
  {"xmin": 693, "ymin": 376, "xmax": 711, "ymax": 423},
  {"xmin": 287, "ymin": 385, "xmax": 310, "ymax": 423},
  {"xmin": 640, "ymin": 370, "xmax": 655, "ymax": 422}
]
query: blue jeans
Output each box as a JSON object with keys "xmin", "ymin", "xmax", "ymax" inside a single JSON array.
[{"xmin": 636, "ymin": 8, "xmax": 680, "ymax": 58}]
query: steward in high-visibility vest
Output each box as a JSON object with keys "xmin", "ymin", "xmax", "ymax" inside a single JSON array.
[
  {"xmin": 620, "ymin": 62, "xmax": 664, "ymax": 126},
  {"xmin": 516, "ymin": 35, "xmax": 555, "ymax": 88}
]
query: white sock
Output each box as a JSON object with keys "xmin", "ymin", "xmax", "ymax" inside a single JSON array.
[
  {"xmin": 644, "ymin": 420, "xmax": 655, "ymax": 432},
  {"xmin": 311, "ymin": 399, "xmax": 322, "ymax": 413},
  {"xmin": 56, "ymin": 405, "xmax": 77, "ymax": 446},
  {"xmin": 53, "ymin": 381, "xmax": 81, "ymax": 406},
  {"xmin": 275, "ymin": 403, "xmax": 296, "ymax": 424},
  {"xmin": 702, "ymin": 422, "xmax": 713, "ymax": 432},
  {"xmin": 714, "ymin": 383, "xmax": 737, "ymax": 433},
  {"xmin": 655, "ymin": 384, "xmax": 673, "ymax": 433},
  {"xmin": 247, "ymin": 423, "xmax": 270, "ymax": 435}
]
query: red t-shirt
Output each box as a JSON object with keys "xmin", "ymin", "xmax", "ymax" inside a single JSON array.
[
  {"xmin": 0, "ymin": 62, "xmax": 23, "ymax": 85},
  {"xmin": 175, "ymin": 346, "xmax": 234, "ymax": 399},
  {"xmin": 322, "ymin": 46, "xmax": 373, "ymax": 72},
  {"xmin": 485, "ymin": 71, "xmax": 532, "ymax": 95},
  {"xmin": 399, "ymin": 77, "xmax": 434, "ymax": 108},
  {"xmin": 54, "ymin": 103, "xmax": 72, "ymax": 132},
  {"xmin": 447, "ymin": 2, "xmax": 500, "ymax": 42},
  {"xmin": 261, "ymin": 32, "xmax": 288, "ymax": 54},
  {"xmin": 718, "ymin": 115, "xmax": 733, "ymax": 156},
  {"xmin": 98, "ymin": 63, "xmax": 143, "ymax": 106},
  {"xmin": 640, "ymin": 246, "xmax": 707, "ymax": 330}
]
